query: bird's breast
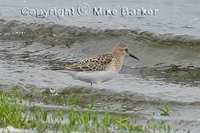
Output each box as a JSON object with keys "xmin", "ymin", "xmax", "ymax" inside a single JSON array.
[{"xmin": 107, "ymin": 57, "xmax": 124, "ymax": 72}]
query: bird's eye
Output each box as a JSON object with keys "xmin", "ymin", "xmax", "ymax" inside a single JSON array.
[{"xmin": 125, "ymin": 48, "xmax": 128, "ymax": 52}]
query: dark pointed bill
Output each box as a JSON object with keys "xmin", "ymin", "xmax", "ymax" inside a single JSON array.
[{"xmin": 126, "ymin": 50, "xmax": 139, "ymax": 61}]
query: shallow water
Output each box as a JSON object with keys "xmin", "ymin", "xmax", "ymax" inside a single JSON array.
[{"xmin": 0, "ymin": 39, "xmax": 200, "ymax": 103}]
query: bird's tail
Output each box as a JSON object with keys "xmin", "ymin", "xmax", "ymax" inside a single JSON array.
[
  {"xmin": 65, "ymin": 62, "xmax": 83, "ymax": 71},
  {"xmin": 65, "ymin": 64, "xmax": 77, "ymax": 71}
]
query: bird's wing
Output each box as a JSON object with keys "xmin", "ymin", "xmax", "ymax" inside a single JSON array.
[{"xmin": 65, "ymin": 54, "xmax": 113, "ymax": 71}]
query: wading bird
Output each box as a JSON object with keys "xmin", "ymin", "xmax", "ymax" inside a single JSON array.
[{"xmin": 65, "ymin": 44, "xmax": 139, "ymax": 86}]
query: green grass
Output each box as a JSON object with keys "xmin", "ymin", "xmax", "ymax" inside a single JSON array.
[
  {"xmin": 0, "ymin": 90, "xmax": 173, "ymax": 133},
  {"xmin": 159, "ymin": 104, "xmax": 172, "ymax": 116}
]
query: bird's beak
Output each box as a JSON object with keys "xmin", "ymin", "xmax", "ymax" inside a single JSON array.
[{"xmin": 125, "ymin": 49, "xmax": 140, "ymax": 61}]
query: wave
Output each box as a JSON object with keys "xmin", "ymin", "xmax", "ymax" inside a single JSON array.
[{"xmin": 0, "ymin": 19, "xmax": 200, "ymax": 47}]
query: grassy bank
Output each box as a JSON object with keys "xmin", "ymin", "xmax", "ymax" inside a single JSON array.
[{"xmin": 0, "ymin": 89, "xmax": 172, "ymax": 133}]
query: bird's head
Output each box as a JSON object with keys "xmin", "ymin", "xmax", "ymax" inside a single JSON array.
[{"xmin": 112, "ymin": 44, "xmax": 139, "ymax": 61}]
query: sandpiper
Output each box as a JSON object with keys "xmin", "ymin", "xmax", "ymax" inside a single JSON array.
[{"xmin": 65, "ymin": 44, "xmax": 139, "ymax": 86}]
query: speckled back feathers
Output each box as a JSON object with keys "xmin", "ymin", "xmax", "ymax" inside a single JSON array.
[{"xmin": 65, "ymin": 54, "xmax": 113, "ymax": 71}]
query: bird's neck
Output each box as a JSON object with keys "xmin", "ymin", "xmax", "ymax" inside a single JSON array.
[{"xmin": 110, "ymin": 53, "xmax": 125, "ymax": 71}]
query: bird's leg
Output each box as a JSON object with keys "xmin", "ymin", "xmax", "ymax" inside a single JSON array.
[{"xmin": 90, "ymin": 82, "xmax": 93, "ymax": 86}]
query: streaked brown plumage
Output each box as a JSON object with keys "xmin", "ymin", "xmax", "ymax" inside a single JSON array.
[{"xmin": 65, "ymin": 54, "xmax": 113, "ymax": 71}]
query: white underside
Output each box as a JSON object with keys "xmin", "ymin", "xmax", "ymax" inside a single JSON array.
[{"xmin": 66, "ymin": 70, "xmax": 118, "ymax": 84}]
